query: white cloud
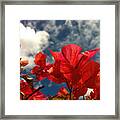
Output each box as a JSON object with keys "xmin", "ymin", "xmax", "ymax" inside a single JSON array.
[{"xmin": 20, "ymin": 23, "xmax": 50, "ymax": 67}]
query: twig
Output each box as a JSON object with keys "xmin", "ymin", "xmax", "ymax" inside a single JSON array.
[{"xmin": 25, "ymin": 86, "xmax": 44, "ymax": 100}]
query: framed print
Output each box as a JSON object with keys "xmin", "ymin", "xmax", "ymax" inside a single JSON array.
[{"xmin": 0, "ymin": 0, "xmax": 119, "ymax": 119}]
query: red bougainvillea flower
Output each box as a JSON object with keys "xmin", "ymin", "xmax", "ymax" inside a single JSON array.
[
  {"xmin": 20, "ymin": 80, "xmax": 47, "ymax": 100},
  {"xmin": 31, "ymin": 53, "xmax": 66, "ymax": 83},
  {"xmin": 31, "ymin": 52, "xmax": 52, "ymax": 81},
  {"xmin": 47, "ymin": 61, "xmax": 67, "ymax": 84},
  {"xmin": 50, "ymin": 44, "xmax": 99, "ymax": 82},
  {"xmin": 82, "ymin": 61, "xmax": 100, "ymax": 88},
  {"xmin": 49, "ymin": 44, "xmax": 100, "ymax": 99},
  {"xmin": 30, "ymin": 44, "xmax": 100, "ymax": 100},
  {"xmin": 34, "ymin": 52, "xmax": 46, "ymax": 68}
]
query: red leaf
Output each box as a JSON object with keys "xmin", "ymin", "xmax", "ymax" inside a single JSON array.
[
  {"xmin": 48, "ymin": 61, "xmax": 66, "ymax": 84},
  {"xmin": 20, "ymin": 80, "xmax": 32, "ymax": 95},
  {"xmin": 28, "ymin": 91, "xmax": 47, "ymax": 100},
  {"xmin": 50, "ymin": 50, "xmax": 64, "ymax": 61},
  {"xmin": 20, "ymin": 80, "xmax": 47, "ymax": 100},
  {"xmin": 31, "ymin": 66, "xmax": 40, "ymax": 74},
  {"xmin": 49, "ymin": 44, "xmax": 100, "ymax": 98},
  {"xmin": 82, "ymin": 61, "xmax": 100, "ymax": 88},
  {"xmin": 61, "ymin": 44, "xmax": 82, "ymax": 67},
  {"xmin": 34, "ymin": 52, "xmax": 46, "ymax": 68},
  {"xmin": 79, "ymin": 48, "xmax": 99, "ymax": 68}
]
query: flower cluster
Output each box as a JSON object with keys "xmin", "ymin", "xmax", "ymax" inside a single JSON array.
[{"xmin": 20, "ymin": 44, "xmax": 100, "ymax": 100}]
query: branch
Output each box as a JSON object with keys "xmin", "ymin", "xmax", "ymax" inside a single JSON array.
[{"xmin": 25, "ymin": 86, "xmax": 44, "ymax": 100}]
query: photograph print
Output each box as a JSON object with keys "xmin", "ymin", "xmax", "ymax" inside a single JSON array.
[{"xmin": 20, "ymin": 20, "xmax": 100, "ymax": 100}]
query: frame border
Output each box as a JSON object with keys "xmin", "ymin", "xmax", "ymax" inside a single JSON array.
[{"xmin": 0, "ymin": 0, "xmax": 119, "ymax": 119}]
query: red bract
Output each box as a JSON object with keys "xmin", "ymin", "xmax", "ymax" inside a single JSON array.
[
  {"xmin": 34, "ymin": 52, "xmax": 46, "ymax": 68},
  {"xmin": 79, "ymin": 60, "xmax": 100, "ymax": 87},
  {"xmin": 30, "ymin": 44, "xmax": 100, "ymax": 100},
  {"xmin": 50, "ymin": 45, "xmax": 99, "ymax": 82},
  {"xmin": 50, "ymin": 44, "xmax": 100, "ymax": 99},
  {"xmin": 20, "ymin": 80, "xmax": 32, "ymax": 96},
  {"xmin": 72, "ymin": 61, "xmax": 100, "ymax": 99},
  {"xmin": 28, "ymin": 90, "xmax": 47, "ymax": 100},
  {"xmin": 47, "ymin": 61, "xmax": 66, "ymax": 84},
  {"xmin": 20, "ymin": 80, "xmax": 47, "ymax": 100},
  {"xmin": 61, "ymin": 44, "xmax": 82, "ymax": 67},
  {"xmin": 31, "ymin": 52, "xmax": 52, "ymax": 81}
]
